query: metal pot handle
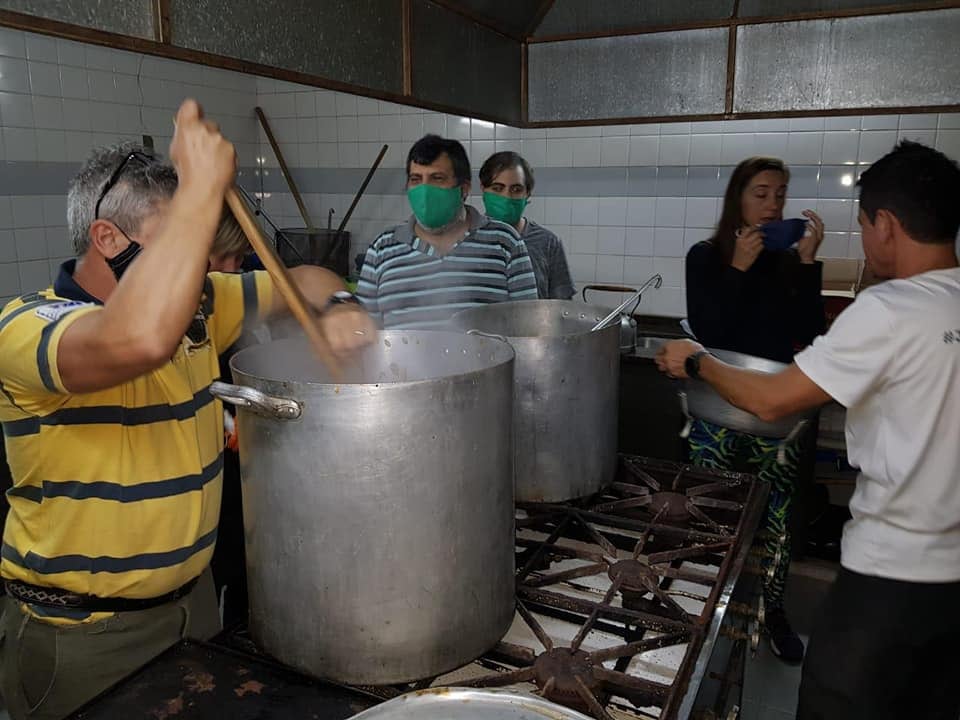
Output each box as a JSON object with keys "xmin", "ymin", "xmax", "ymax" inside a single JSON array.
[
  {"xmin": 776, "ymin": 419, "xmax": 808, "ymax": 465},
  {"xmin": 590, "ymin": 273, "xmax": 663, "ymax": 332},
  {"xmin": 677, "ymin": 388, "xmax": 693, "ymax": 439},
  {"xmin": 581, "ymin": 284, "xmax": 638, "ymax": 302},
  {"xmin": 466, "ymin": 328, "xmax": 510, "ymax": 345},
  {"xmin": 209, "ymin": 381, "xmax": 303, "ymax": 421}
]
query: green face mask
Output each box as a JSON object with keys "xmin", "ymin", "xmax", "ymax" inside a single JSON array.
[
  {"xmin": 407, "ymin": 183, "xmax": 463, "ymax": 231},
  {"xmin": 483, "ymin": 192, "xmax": 528, "ymax": 226}
]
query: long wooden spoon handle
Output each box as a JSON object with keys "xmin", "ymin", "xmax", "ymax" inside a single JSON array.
[{"xmin": 224, "ymin": 187, "xmax": 341, "ymax": 379}]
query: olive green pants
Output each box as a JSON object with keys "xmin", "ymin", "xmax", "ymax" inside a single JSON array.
[{"xmin": 0, "ymin": 568, "xmax": 220, "ymax": 720}]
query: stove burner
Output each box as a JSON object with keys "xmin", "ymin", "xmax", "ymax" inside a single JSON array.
[
  {"xmin": 517, "ymin": 546, "xmax": 553, "ymax": 573},
  {"xmin": 532, "ymin": 648, "xmax": 599, "ymax": 708},
  {"xmin": 608, "ymin": 558, "xmax": 660, "ymax": 595},
  {"xmin": 648, "ymin": 491, "xmax": 692, "ymax": 523}
]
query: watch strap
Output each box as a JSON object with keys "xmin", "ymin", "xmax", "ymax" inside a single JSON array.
[
  {"xmin": 686, "ymin": 350, "xmax": 709, "ymax": 380},
  {"xmin": 323, "ymin": 290, "xmax": 361, "ymax": 314}
]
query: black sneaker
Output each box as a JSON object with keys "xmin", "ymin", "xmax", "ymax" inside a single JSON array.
[{"xmin": 765, "ymin": 607, "xmax": 805, "ymax": 663}]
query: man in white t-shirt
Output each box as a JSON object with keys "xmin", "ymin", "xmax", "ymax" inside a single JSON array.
[{"xmin": 656, "ymin": 140, "xmax": 960, "ymax": 720}]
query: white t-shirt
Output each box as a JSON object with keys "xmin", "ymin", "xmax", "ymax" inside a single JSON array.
[{"xmin": 795, "ymin": 267, "xmax": 960, "ymax": 582}]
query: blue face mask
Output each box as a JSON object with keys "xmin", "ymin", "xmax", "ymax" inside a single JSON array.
[{"xmin": 760, "ymin": 218, "xmax": 808, "ymax": 251}]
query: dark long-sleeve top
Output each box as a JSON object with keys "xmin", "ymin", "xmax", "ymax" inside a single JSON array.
[{"xmin": 685, "ymin": 240, "xmax": 826, "ymax": 364}]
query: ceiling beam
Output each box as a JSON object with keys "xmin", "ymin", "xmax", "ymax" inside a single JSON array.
[
  {"xmin": 523, "ymin": 103, "xmax": 960, "ymax": 128},
  {"xmin": 401, "ymin": 0, "xmax": 413, "ymax": 96},
  {"xmin": 725, "ymin": 0, "xmax": 741, "ymax": 114},
  {"xmin": 152, "ymin": 0, "xmax": 170, "ymax": 44},
  {"xmin": 423, "ymin": 0, "xmax": 523, "ymax": 41},
  {"xmin": 528, "ymin": 0, "xmax": 960, "ymax": 43},
  {"xmin": 520, "ymin": 41, "xmax": 529, "ymax": 124},
  {"xmin": 524, "ymin": 0, "xmax": 556, "ymax": 39}
]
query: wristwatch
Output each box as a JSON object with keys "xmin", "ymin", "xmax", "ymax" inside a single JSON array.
[
  {"xmin": 685, "ymin": 350, "xmax": 709, "ymax": 380},
  {"xmin": 323, "ymin": 290, "xmax": 361, "ymax": 314}
]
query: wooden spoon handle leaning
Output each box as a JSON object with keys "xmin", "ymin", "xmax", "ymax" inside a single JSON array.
[{"xmin": 224, "ymin": 186, "xmax": 342, "ymax": 380}]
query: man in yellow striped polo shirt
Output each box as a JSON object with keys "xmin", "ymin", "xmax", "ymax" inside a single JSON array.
[{"xmin": 0, "ymin": 100, "xmax": 375, "ymax": 720}]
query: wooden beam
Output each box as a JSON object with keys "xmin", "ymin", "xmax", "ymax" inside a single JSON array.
[
  {"xmin": 524, "ymin": 0, "xmax": 556, "ymax": 39},
  {"xmin": 425, "ymin": 0, "xmax": 523, "ymax": 41},
  {"xmin": 402, "ymin": 0, "xmax": 413, "ymax": 96},
  {"xmin": 522, "ymin": 103, "xmax": 960, "ymax": 129},
  {"xmin": 520, "ymin": 41, "xmax": 528, "ymax": 124},
  {"xmin": 152, "ymin": 0, "xmax": 171, "ymax": 44},
  {"xmin": 734, "ymin": 0, "xmax": 960, "ymax": 24},
  {"xmin": 725, "ymin": 0, "xmax": 740, "ymax": 115},
  {"xmin": 528, "ymin": 0, "xmax": 960, "ymax": 43},
  {"xmin": 529, "ymin": 18, "xmax": 730, "ymax": 43}
]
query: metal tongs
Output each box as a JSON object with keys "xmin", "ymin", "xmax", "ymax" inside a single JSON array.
[{"xmin": 591, "ymin": 273, "xmax": 663, "ymax": 332}]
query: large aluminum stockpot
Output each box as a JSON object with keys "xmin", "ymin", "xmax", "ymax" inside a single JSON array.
[
  {"xmin": 209, "ymin": 331, "xmax": 516, "ymax": 685},
  {"xmin": 680, "ymin": 348, "xmax": 816, "ymax": 439},
  {"xmin": 449, "ymin": 300, "xmax": 620, "ymax": 503}
]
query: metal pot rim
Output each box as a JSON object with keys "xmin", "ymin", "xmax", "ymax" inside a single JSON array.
[
  {"xmin": 450, "ymin": 299, "xmax": 620, "ymax": 339},
  {"xmin": 227, "ymin": 332, "xmax": 516, "ymax": 391}
]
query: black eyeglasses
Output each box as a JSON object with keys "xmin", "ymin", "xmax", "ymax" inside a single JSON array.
[{"xmin": 94, "ymin": 150, "xmax": 155, "ymax": 221}]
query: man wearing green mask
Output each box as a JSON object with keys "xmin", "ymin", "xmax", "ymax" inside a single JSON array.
[
  {"xmin": 357, "ymin": 135, "xmax": 538, "ymax": 328},
  {"xmin": 480, "ymin": 151, "xmax": 575, "ymax": 300}
]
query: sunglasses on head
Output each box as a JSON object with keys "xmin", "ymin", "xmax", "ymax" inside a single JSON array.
[{"xmin": 94, "ymin": 150, "xmax": 156, "ymax": 221}]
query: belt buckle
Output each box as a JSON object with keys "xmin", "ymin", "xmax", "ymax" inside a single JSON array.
[{"xmin": 60, "ymin": 591, "xmax": 87, "ymax": 609}]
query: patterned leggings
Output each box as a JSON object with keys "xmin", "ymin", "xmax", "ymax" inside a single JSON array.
[{"xmin": 687, "ymin": 417, "xmax": 802, "ymax": 611}]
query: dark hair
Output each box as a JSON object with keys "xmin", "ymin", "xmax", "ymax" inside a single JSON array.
[
  {"xmin": 857, "ymin": 140, "xmax": 960, "ymax": 244},
  {"xmin": 478, "ymin": 151, "xmax": 536, "ymax": 193},
  {"xmin": 406, "ymin": 134, "xmax": 471, "ymax": 186},
  {"xmin": 712, "ymin": 157, "xmax": 790, "ymax": 264}
]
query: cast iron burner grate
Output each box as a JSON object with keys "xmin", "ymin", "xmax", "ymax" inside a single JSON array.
[{"xmin": 451, "ymin": 455, "xmax": 766, "ymax": 719}]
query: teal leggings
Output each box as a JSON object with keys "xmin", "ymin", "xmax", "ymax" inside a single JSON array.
[{"xmin": 687, "ymin": 417, "xmax": 802, "ymax": 610}]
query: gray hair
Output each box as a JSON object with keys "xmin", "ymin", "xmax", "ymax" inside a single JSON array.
[{"xmin": 67, "ymin": 142, "xmax": 178, "ymax": 256}]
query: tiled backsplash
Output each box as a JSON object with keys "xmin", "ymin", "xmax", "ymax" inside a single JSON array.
[
  {"xmin": 252, "ymin": 79, "xmax": 960, "ymax": 316},
  {"xmin": 0, "ymin": 26, "xmax": 258, "ymax": 306},
  {"xmin": 1, "ymin": 26, "xmax": 959, "ymax": 316}
]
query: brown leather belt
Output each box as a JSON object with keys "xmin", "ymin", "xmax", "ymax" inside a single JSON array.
[{"xmin": 4, "ymin": 576, "xmax": 199, "ymax": 613}]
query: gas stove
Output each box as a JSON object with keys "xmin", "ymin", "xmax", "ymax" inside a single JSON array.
[
  {"xmin": 407, "ymin": 455, "xmax": 770, "ymax": 719},
  {"xmin": 72, "ymin": 455, "xmax": 768, "ymax": 720}
]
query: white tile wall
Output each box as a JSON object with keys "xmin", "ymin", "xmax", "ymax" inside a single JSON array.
[
  {"xmin": 0, "ymin": 27, "xmax": 958, "ymax": 318},
  {"xmin": 252, "ymin": 85, "xmax": 959, "ymax": 316},
  {"xmin": 0, "ymin": 28, "xmax": 259, "ymax": 305}
]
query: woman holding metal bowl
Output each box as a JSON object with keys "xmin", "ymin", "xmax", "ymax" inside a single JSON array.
[{"xmin": 684, "ymin": 156, "xmax": 826, "ymax": 663}]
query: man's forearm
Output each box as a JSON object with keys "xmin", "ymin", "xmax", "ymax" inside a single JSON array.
[{"xmin": 269, "ymin": 265, "xmax": 349, "ymax": 315}]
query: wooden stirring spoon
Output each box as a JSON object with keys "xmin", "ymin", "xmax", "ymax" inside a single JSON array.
[{"xmin": 224, "ymin": 187, "xmax": 342, "ymax": 380}]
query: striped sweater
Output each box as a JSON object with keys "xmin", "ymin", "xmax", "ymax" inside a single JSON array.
[{"xmin": 357, "ymin": 205, "xmax": 539, "ymax": 328}]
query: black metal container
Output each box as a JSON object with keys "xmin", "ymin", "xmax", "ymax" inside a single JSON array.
[{"xmin": 275, "ymin": 228, "xmax": 350, "ymax": 277}]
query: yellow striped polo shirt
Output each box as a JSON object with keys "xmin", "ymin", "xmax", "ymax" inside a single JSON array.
[{"xmin": 0, "ymin": 261, "xmax": 273, "ymax": 623}]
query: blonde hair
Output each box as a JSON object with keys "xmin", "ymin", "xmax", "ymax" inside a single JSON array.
[{"xmin": 212, "ymin": 208, "xmax": 250, "ymax": 258}]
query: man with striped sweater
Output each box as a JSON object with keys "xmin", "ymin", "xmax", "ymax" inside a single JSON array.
[{"xmin": 357, "ymin": 135, "xmax": 538, "ymax": 328}]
